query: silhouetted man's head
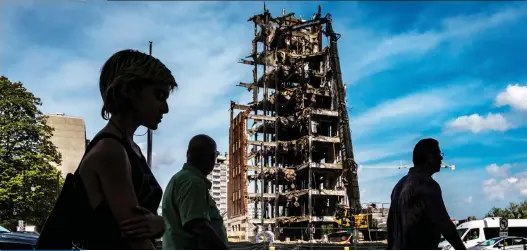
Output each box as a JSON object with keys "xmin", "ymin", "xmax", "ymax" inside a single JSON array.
[
  {"xmin": 186, "ymin": 134, "xmax": 218, "ymax": 175},
  {"xmin": 412, "ymin": 138, "xmax": 443, "ymax": 174}
]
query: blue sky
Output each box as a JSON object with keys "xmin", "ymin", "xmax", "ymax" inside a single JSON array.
[{"xmin": 2, "ymin": 0, "xmax": 526, "ymax": 219}]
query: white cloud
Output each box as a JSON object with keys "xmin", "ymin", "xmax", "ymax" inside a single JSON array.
[
  {"xmin": 358, "ymin": 161, "xmax": 525, "ymax": 219},
  {"xmin": 136, "ymin": 142, "xmax": 179, "ymax": 170},
  {"xmin": 507, "ymin": 177, "xmax": 519, "ymax": 184},
  {"xmin": 354, "ymin": 133, "xmax": 422, "ymax": 164},
  {"xmin": 358, "ymin": 161, "xmax": 484, "ymax": 218},
  {"xmin": 445, "ymin": 113, "xmax": 514, "ymax": 133},
  {"xmin": 349, "ymin": 6, "xmax": 527, "ymax": 217},
  {"xmin": 482, "ymin": 166, "xmax": 527, "ymax": 201},
  {"xmin": 1, "ymin": 2, "xmax": 257, "ymax": 183},
  {"xmin": 495, "ymin": 84, "xmax": 527, "ymax": 112},
  {"xmin": 441, "ymin": 7, "xmax": 525, "ymax": 40},
  {"xmin": 443, "ymin": 83, "xmax": 527, "ymax": 135},
  {"xmin": 352, "ymin": 83, "xmax": 484, "ymax": 137},
  {"xmin": 483, "ymin": 178, "xmax": 511, "ymax": 201},
  {"xmin": 3, "ymin": 2, "xmax": 526, "ymax": 220},
  {"xmin": 359, "ymin": 161, "xmax": 407, "ymax": 180},
  {"xmin": 433, "ymin": 168, "xmax": 491, "ymax": 218},
  {"xmin": 3, "ymin": 2, "xmax": 254, "ymax": 136},
  {"xmin": 358, "ymin": 31, "xmax": 441, "ymax": 71},
  {"xmin": 485, "ymin": 163, "xmax": 511, "ymax": 178},
  {"xmin": 358, "ymin": 161, "xmax": 407, "ymax": 203},
  {"xmin": 348, "ymin": 7, "xmax": 526, "ymax": 84}
]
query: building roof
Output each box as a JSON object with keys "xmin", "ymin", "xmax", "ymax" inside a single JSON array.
[{"xmin": 45, "ymin": 112, "xmax": 83, "ymax": 119}]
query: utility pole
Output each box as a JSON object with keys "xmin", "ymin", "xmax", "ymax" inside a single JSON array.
[{"xmin": 147, "ymin": 41, "xmax": 153, "ymax": 169}]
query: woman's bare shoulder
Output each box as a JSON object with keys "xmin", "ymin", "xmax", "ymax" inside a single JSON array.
[{"xmin": 81, "ymin": 137, "xmax": 130, "ymax": 175}]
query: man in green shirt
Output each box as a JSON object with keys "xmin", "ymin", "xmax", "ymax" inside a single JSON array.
[{"xmin": 162, "ymin": 134, "xmax": 229, "ymax": 250}]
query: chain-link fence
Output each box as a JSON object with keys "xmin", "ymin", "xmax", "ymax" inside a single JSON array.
[
  {"xmin": 228, "ymin": 226, "xmax": 387, "ymax": 242},
  {"xmin": 155, "ymin": 225, "xmax": 387, "ymax": 250},
  {"xmin": 228, "ymin": 242, "xmax": 387, "ymax": 250},
  {"xmin": 226, "ymin": 225, "xmax": 387, "ymax": 250},
  {"xmin": 156, "ymin": 241, "xmax": 386, "ymax": 250}
]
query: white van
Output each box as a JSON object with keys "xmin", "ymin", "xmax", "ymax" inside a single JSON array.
[{"xmin": 439, "ymin": 218, "xmax": 527, "ymax": 250}]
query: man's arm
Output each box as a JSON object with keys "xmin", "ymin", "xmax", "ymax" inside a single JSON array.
[
  {"xmin": 424, "ymin": 182, "xmax": 466, "ymax": 250},
  {"xmin": 175, "ymin": 178, "xmax": 228, "ymax": 250},
  {"xmin": 387, "ymin": 179, "xmax": 402, "ymax": 250},
  {"xmin": 188, "ymin": 220, "xmax": 229, "ymax": 250}
]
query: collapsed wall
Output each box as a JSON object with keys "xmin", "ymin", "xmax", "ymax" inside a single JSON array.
[{"xmin": 226, "ymin": 6, "xmax": 360, "ymax": 242}]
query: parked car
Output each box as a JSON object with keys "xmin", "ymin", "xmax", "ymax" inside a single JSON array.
[
  {"xmin": 15, "ymin": 231, "xmax": 39, "ymax": 236},
  {"xmin": 0, "ymin": 225, "xmax": 38, "ymax": 250},
  {"xmin": 469, "ymin": 236, "xmax": 527, "ymax": 250}
]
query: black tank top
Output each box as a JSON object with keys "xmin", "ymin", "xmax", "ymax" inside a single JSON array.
[{"xmin": 73, "ymin": 132, "xmax": 162, "ymax": 249}]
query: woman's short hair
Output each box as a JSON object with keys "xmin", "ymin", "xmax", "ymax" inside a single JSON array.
[{"xmin": 99, "ymin": 49, "xmax": 177, "ymax": 120}]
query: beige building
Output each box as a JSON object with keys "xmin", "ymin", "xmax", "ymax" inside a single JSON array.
[{"xmin": 45, "ymin": 113, "xmax": 86, "ymax": 176}]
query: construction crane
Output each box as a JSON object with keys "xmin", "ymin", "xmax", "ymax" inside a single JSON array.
[
  {"xmin": 355, "ymin": 161, "xmax": 457, "ymax": 171},
  {"xmin": 395, "ymin": 160, "xmax": 457, "ymax": 170},
  {"xmin": 325, "ymin": 13, "xmax": 361, "ymax": 213}
]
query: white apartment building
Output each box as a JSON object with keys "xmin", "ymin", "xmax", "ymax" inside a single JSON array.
[{"xmin": 207, "ymin": 153, "xmax": 229, "ymax": 220}]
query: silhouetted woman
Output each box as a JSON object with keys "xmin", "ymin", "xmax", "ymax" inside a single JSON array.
[{"xmin": 75, "ymin": 49, "xmax": 177, "ymax": 249}]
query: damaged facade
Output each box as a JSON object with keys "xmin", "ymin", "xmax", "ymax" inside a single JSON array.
[{"xmin": 226, "ymin": 6, "xmax": 360, "ymax": 242}]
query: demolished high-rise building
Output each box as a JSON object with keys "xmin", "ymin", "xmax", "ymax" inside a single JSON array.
[{"xmin": 226, "ymin": 6, "xmax": 360, "ymax": 242}]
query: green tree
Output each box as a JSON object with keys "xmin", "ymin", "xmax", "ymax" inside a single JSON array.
[
  {"xmin": 485, "ymin": 200, "xmax": 527, "ymax": 219},
  {"xmin": 0, "ymin": 76, "xmax": 64, "ymax": 231}
]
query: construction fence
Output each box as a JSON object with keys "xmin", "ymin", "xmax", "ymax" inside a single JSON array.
[{"xmin": 228, "ymin": 242, "xmax": 388, "ymax": 250}]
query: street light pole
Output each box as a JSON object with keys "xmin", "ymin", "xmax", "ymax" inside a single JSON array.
[{"xmin": 147, "ymin": 41, "xmax": 153, "ymax": 169}]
